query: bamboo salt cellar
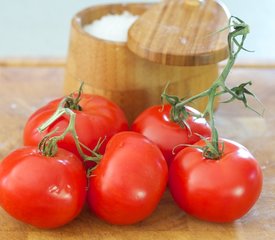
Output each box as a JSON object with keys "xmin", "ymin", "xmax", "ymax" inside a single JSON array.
[{"xmin": 64, "ymin": 0, "xmax": 229, "ymax": 122}]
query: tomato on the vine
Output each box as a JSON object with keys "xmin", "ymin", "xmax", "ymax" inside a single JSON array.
[
  {"xmin": 87, "ymin": 131, "xmax": 168, "ymax": 225},
  {"xmin": 23, "ymin": 93, "xmax": 128, "ymax": 160},
  {"xmin": 132, "ymin": 104, "xmax": 211, "ymax": 166},
  {"xmin": 0, "ymin": 146, "xmax": 87, "ymax": 228},
  {"xmin": 169, "ymin": 138, "xmax": 263, "ymax": 223}
]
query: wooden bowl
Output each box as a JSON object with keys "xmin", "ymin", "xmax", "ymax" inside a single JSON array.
[{"xmin": 64, "ymin": 3, "xmax": 225, "ymax": 122}]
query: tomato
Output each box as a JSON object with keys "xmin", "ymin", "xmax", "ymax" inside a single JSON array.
[
  {"xmin": 169, "ymin": 138, "xmax": 263, "ymax": 223},
  {"xmin": 132, "ymin": 104, "xmax": 211, "ymax": 166},
  {"xmin": 23, "ymin": 94, "xmax": 128, "ymax": 160},
  {"xmin": 0, "ymin": 146, "xmax": 87, "ymax": 228},
  {"xmin": 87, "ymin": 131, "xmax": 168, "ymax": 225}
]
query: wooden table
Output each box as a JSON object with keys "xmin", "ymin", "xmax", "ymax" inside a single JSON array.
[{"xmin": 0, "ymin": 62, "xmax": 274, "ymax": 239}]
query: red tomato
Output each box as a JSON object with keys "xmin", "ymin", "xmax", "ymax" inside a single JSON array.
[
  {"xmin": 0, "ymin": 146, "xmax": 87, "ymax": 228},
  {"xmin": 87, "ymin": 131, "xmax": 168, "ymax": 225},
  {"xmin": 132, "ymin": 104, "xmax": 211, "ymax": 166},
  {"xmin": 23, "ymin": 94, "xmax": 128, "ymax": 160},
  {"xmin": 169, "ymin": 138, "xmax": 263, "ymax": 223}
]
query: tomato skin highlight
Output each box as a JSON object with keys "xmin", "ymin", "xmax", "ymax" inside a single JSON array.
[
  {"xmin": 0, "ymin": 147, "xmax": 87, "ymax": 229},
  {"xmin": 23, "ymin": 94, "xmax": 128, "ymax": 160},
  {"xmin": 132, "ymin": 104, "xmax": 211, "ymax": 166},
  {"xmin": 169, "ymin": 138, "xmax": 263, "ymax": 223},
  {"xmin": 87, "ymin": 131, "xmax": 168, "ymax": 225}
]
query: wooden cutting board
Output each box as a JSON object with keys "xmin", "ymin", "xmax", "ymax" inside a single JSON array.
[{"xmin": 0, "ymin": 63, "xmax": 274, "ymax": 239}]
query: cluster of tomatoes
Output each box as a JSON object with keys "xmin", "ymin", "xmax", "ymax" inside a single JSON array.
[{"xmin": 0, "ymin": 89, "xmax": 262, "ymax": 229}]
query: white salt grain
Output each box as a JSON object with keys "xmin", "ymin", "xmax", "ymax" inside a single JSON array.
[{"xmin": 84, "ymin": 11, "xmax": 139, "ymax": 42}]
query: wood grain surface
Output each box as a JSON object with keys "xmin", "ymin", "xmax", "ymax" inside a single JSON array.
[
  {"xmin": 127, "ymin": 0, "xmax": 229, "ymax": 66},
  {"xmin": 0, "ymin": 65, "xmax": 275, "ymax": 240}
]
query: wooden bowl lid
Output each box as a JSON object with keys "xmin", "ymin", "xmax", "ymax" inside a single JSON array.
[{"xmin": 127, "ymin": 0, "xmax": 230, "ymax": 66}]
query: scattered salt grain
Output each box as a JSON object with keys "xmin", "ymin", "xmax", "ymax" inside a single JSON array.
[
  {"xmin": 10, "ymin": 103, "xmax": 17, "ymax": 109},
  {"xmin": 84, "ymin": 11, "xmax": 139, "ymax": 42}
]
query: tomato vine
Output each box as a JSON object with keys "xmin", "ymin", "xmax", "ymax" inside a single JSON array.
[
  {"xmin": 37, "ymin": 91, "xmax": 103, "ymax": 167},
  {"xmin": 162, "ymin": 16, "xmax": 263, "ymax": 160}
]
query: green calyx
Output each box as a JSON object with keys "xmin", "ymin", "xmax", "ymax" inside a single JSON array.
[{"xmin": 63, "ymin": 82, "xmax": 84, "ymax": 111}]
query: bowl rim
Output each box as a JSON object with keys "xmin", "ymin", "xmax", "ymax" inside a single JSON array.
[{"xmin": 71, "ymin": 3, "xmax": 153, "ymax": 46}]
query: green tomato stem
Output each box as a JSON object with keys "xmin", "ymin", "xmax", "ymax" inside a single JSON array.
[
  {"xmin": 37, "ymin": 91, "xmax": 102, "ymax": 165},
  {"xmin": 38, "ymin": 99, "xmax": 67, "ymax": 132},
  {"xmin": 163, "ymin": 16, "xmax": 258, "ymax": 160}
]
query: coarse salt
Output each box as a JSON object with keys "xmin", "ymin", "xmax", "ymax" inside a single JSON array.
[{"xmin": 83, "ymin": 11, "xmax": 139, "ymax": 42}]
